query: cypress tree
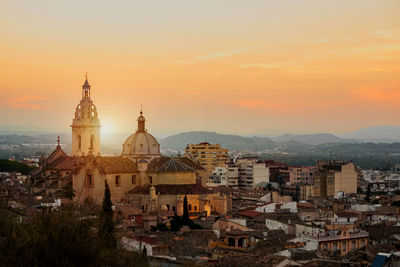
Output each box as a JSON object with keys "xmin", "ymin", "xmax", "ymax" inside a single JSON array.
[
  {"xmin": 365, "ymin": 184, "xmax": 371, "ymax": 202},
  {"xmin": 99, "ymin": 180, "xmax": 116, "ymax": 247},
  {"xmin": 183, "ymin": 195, "xmax": 189, "ymax": 225}
]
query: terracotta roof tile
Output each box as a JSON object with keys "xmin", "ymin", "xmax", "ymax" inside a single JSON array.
[
  {"xmin": 238, "ymin": 210, "xmax": 263, "ymax": 218},
  {"xmin": 129, "ymin": 184, "xmax": 210, "ymax": 195}
]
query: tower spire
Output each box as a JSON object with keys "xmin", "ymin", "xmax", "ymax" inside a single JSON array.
[
  {"xmin": 82, "ymin": 73, "xmax": 91, "ymax": 98},
  {"xmin": 137, "ymin": 107, "xmax": 146, "ymax": 132},
  {"xmin": 57, "ymin": 136, "xmax": 60, "ymax": 148}
]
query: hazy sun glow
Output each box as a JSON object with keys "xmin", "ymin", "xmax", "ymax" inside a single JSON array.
[{"xmin": 1, "ymin": 0, "xmax": 399, "ymax": 136}]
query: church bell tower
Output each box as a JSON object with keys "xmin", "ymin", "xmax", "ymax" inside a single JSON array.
[{"xmin": 71, "ymin": 75, "xmax": 101, "ymax": 156}]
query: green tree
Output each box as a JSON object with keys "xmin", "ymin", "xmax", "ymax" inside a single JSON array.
[
  {"xmin": 365, "ymin": 184, "xmax": 371, "ymax": 202},
  {"xmin": 182, "ymin": 195, "xmax": 189, "ymax": 225},
  {"xmin": 170, "ymin": 211, "xmax": 181, "ymax": 231},
  {"xmin": 0, "ymin": 204, "xmax": 149, "ymax": 267},
  {"xmin": 99, "ymin": 180, "xmax": 116, "ymax": 248},
  {"xmin": 61, "ymin": 183, "xmax": 76, "ymax": 200}
]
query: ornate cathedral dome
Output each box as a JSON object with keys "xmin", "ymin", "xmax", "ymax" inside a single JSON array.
[{"xmin": 122, "ymin": 110, "xmax": 160, "ymax": 158}]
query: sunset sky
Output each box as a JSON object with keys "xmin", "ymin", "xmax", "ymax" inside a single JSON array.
[{"xmin": 1, "ymin": 0, "xmax": 399, "ymax": 137}]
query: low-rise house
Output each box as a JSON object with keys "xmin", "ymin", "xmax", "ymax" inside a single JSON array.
[
  {"xmin": 226, "ymin": 229, "xmax": 249, "ymax": 248},
  {"xmin": 212, "ymin": 218, "xmax": 250, "ymax": 237},
  {"xmin": 255, "ymin": 202, "xmax": 276, "ymax": 213},
  {"xmin": 121, "ymin": 235, "xmax": 154, "ymax": 255},
  {"xmin": 115, "ymin": 205, "xmax": 143, "ymax": 230},
  {"xmin": 317, "ymin": 228, "xmax": 369, "ymax": 256},
  {"xmin": 265, "ymin": 213, "xmax": 298, "ymax": 235},
  {"xmin": 295, "ymin": 223, "xmax": 325, "ymax": 237},
  {"xmin": 367, "ymin": 226, "xmax": 400, "ymax": 245},
  {"xmin": 333, "ymin": 211, "xmax": 359, "ymax": 224}
]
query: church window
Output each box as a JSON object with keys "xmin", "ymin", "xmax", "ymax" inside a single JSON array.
[
  {"xmin": 149, "ymin": 176, "xmax": 152, "ymax": 184},
  {"xmin": 166, "ymin": 204, "xmax": 170, "ymax": 211},
  {"xmin": 172, "ymin": 206, "xmax": 176, "ymax": 212},
  {"xmin": 78, "ymin": 135, "xmax": 81, "ymax": 149},
  {"xmin": 90, "ymin": 135, "xmax": 94, "ymax": 148},
  {"xmin": 115, "ymin": 175, "xmax": 121, "ymax": 186},
  {"xmin": 86, "ymin": 175, "xmax": 93, "ymax": 187},
  {"xmin": 189, "ymin": 204, "xmax": 192, "ymax": 211},
  {"xmin": 194, "ymin": 206, "xmax": 197, "ymax": 211},
  {"xmin": 131, "ymin": 175, "xmax": 136, "ymax": 184},
  {"xmin": 141, "ymin": 205, "xmax": 145, "ymax": 211}
]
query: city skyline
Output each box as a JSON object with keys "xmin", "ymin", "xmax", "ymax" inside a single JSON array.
[{"xmin": 1, "ymin": 0, "xmax": 399, "ymax": 136}]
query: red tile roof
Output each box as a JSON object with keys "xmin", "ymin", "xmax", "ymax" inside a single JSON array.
[{"xmin": 238, "ymin": 210, "xmax": 263, "ymax": 218}]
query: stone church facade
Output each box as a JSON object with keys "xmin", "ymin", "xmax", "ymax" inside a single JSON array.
[{"xmin": 31, "ymin": 78, "xmax": 231, "ymax": 217}]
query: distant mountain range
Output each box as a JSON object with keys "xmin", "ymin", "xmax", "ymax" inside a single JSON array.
[
  {"xmin": 159, "ymin": 131, "xmax": 275, "ymax": 151},
  {"xmin": 159, "ymin": 131, "xmax": 353, "ymax": 151},
  {"xmin": 159, "ymin": 127, "xmax": 400, "ymax": 151},
  {"xmin": 1, "ymin": 126, "xmax": 400, "ymax": 152},
  {"xmin": 339, "ymin": 126, "xmax": 400, "ymax": 143},
  {"xmin": 270, "ymin": 133, "xmax": 351, "ymax": 146}
]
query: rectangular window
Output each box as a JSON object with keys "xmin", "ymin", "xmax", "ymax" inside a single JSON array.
[
  {"xmin": 86, "ymin": 175, "xmax": 93, "ymax": 187},
  {"xmin": 189, "ymin": 204, "xmax": 192, "ymax": 210},
  {"xmin": 115, "ymin": 175, "xmax": 121, "ymax": 186},
  {"xmin": 131, "ymin": 175, "xmax": 136, "ymax": 184},
  {"xmin": 149, "ymin": 176, "xmax": 152, "ymax": 184}
]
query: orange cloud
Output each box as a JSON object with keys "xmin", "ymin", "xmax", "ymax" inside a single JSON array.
[
  {"xmin": 233, "ymin": 98, "xmax": 344, "ymax": 114},
  {"xmin": 7, "ymin": 96, "xmax": 48, "ymax": 110},
  {"xmin": 354, "ymin": 87, "xmax": 400, "ymax": 105}
]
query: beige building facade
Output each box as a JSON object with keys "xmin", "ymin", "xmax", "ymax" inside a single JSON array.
[
  {"xmin": 31, "ymin": 77, "xmax": 231, "ymax": 218},
  {"xmin": 313, "ymin": 161, "xmax": 357, "ymax": 197},
  {"xmin": 71, "ymin": 78, "xmax": 101, "ymax": 156},
  {"xmin": 184, "ymin": 142, "xmax": 229, "ymax": 175}
]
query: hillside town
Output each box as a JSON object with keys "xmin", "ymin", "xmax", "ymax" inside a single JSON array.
[
  {"xmin": 2, "ymin": 141, "xmax": 400, "ymax": 266},
  {"xmin": 1, "ymin": 78, "xmax": 400, "ymax": 267}
]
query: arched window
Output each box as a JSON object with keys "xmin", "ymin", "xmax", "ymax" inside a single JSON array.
[{"xmin": 78, "ymin": 135, "xmax": 81, "ymax": 149}]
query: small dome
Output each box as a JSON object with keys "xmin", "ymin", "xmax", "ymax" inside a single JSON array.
[
  {"xmin": 122, "ymin": 109, "xmax": 160, "ymax": 158},
  {"xmin": 122, "ymin": 132, "xmax": 160, "ymax": 156}
]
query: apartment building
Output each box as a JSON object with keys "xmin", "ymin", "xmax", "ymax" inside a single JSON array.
[
  {"xmin": 184, "ymin": 142, "xmax": 229, "ymax": 175},
  {"xmin": 287, "ymin": 166, "xmax": 316, "ymax": 185},
  {"xmin": 236, "ymin": 157, "xmax": 269, "ymax": 189},
  {"xmin": 265, "ymin": 160, "xmax": 289, "ymax": 183},
  {"xmin": 313, "ymin": 161, "xmax": 358, "ymax": 197}
]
